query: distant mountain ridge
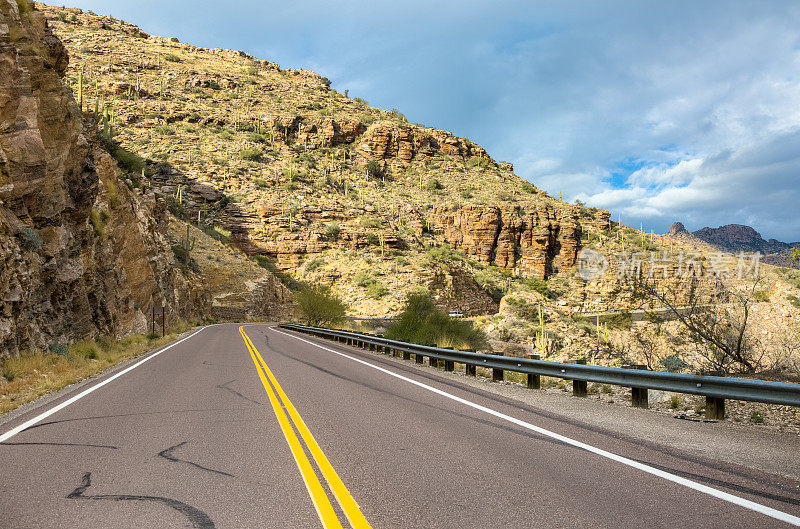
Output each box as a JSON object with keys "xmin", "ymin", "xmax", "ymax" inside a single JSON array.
[{"xmin": 668, "ymin": 222, "xmax": 800, "ymax": 268}]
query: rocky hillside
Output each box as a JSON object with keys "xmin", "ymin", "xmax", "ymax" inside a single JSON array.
[
  {"xmin": 37, "ymin": 2, "xmax": 612, "ymax": 317},
  {"xmin": 0, "ymin": 0, "xmax": 210, "ymax": 357}
]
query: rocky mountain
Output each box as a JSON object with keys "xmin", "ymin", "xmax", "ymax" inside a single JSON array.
[
  {"xmin": 36, "ymin": 2, "xmax": 610, "ymax": 317},
  {"xmin": 668, "ymin": 222, "xmax": 799, "ymax": 268}
]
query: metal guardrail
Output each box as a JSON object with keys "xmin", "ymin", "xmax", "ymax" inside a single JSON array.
[{"xmin": 279, "ymin": 323, "xmax": 800, "ymax": 419}]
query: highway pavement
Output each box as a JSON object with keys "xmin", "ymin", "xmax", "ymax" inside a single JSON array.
[{"xmin": 1, "ymin": 323, "xmax": 799, "ymax": 528}]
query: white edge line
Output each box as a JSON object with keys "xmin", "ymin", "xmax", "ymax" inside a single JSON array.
[
  {"xmin": 270, "ymin": 326, "xmax": 800, "ymax": 527},
  {"xmin": 0, "ymin": 326, "xmax": 208, "ymax": 444}
]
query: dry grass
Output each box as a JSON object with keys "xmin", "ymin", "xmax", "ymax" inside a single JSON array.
[{"xmin": 0, "ymin": 322, "xmax": 196, "ymax": 415}]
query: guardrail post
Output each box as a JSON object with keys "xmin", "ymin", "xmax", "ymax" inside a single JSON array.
[
  {"xmin": 415, "ymin": 352, "xmax": 424, "ymax": 364},
  {"xmin": 402, "ymin": 350, "xmax": 411, "ymax": 360},
  {"xmin": 427, "ymin": 344, "xmax": 439, "ymax": 368},
  {"xmin": 705, "ymin": 396, "xmax": 725, "ymax": 420},
  {"xmin": 630, "ymin": 364, "xmax": 649, "ymax": 409},
  {"xmin": 573, "ymin": 359, "xmax": 588, "ymax": 397},
  {"xmin": 461, "ymin": 350, "xmax": 476, "ymax": 376},
  {"xmin": 527, "ymin": 354, "xmax": 541, "ymax": 389},
  {"xmin": 492, "ymin": 352, "xmax": 504, "ymax": 382},
  {"xmin": 444, "ymin": 358, "xmax": 454, "ymax": 372}
]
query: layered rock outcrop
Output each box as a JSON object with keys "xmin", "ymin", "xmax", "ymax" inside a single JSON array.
[
  {"xmin": 0, "ymin": 1, "xmax": 207, "ymax": 356},
  {"xmin": 433, "ymin": 205, "xmax": 583, "ymax": 279},
  {"xmin": 355, "ymin": 121, "xmax": 495, "ymax": 167}
]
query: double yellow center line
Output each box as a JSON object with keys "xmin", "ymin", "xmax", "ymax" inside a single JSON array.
[{"xmin": 239, "ymin": 326, "xmax": 371, "ymax": 529}]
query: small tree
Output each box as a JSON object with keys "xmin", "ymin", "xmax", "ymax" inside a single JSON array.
[
  {"xmin": 627, "ymin": 275, "xmax": 764, "ymax": 374},
  {"xmin": 295, "ymin": 284, "xmax": 347, "ymax": 326},
  {"xmin": 365, "ymin": 160, "xmax": 382, "ymax": 179}
]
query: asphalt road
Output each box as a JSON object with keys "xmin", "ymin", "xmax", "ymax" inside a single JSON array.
[{"xmin": 1, "ymin": 323, "xmax": 799, "ymax": 528}]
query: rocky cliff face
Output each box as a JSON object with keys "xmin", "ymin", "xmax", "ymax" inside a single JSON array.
[
  {"xmin": 0, "ymin": 1, "xmax": 208, "ymax": 356},
  {"xmin": 434, "ymin": 204, "xmax": 586, "ymax": 279}
]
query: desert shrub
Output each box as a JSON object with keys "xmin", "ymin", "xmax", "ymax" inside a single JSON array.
[
  {"xmin": 473, "ymin": 269, "xmax": 506, "ymax": 303},
  {"xmin": 660, "ymin": 354, "xmax": 689, "ymax": 372},
  {"xmin": 90, "ymin": 208, "xmax": 109, "ymax": 239},
  {"xmin": 170, "ymin": 37, "xmax": 180, "ymax": 43},
  {"xmin": 521, "ymin": 277, "xmax": 556, "ymax": 299},
  {"xmin": 389, "ymin": 109, "xmax": 407, "ymax": 123},
  {"xmin": 365, "ymin": 160, "xmax": 382, "ymax": 178},
  {"xmin": 426, "ymin": 178, "xmax": 443, "ymax": 191},
  {"xmin": 48, "ymin": 343, "xmax": 70, "ymax": 358},
  {"xmin": 71, "ymin": 341, "xmax": 100, "ymax": 360},
  {"xmin": 325, "ymin": 222, "xmax": 341, "ymax": 240},
  {"xmin": 352, "ymin": 272, "xmax": 376, "ymax": 287},
  {"xmin": 386, "ymin": 293, "xmax": 488, "ymax": 350},
  {"xmin": 99, "ymin": 134, "xmax": 145, "ymax": 173},
  {"xmin": 787, "ymin": 294, "xmax": 800, "ymax": 309},
  {"xmin": 164, "ymin": 53, "xmax": 181, "ymax": 62},
  {"xmin": 460, "ymin": 189, "xmax": 473, "ymax": 199},
  {"xmin": 247, "ymin": 132, "xmax": 267, "ymax": 143},
  {"xmin": 253, "ymin": 177, "xmax": 269, "ymax": 190},
  {"xmin": 778, "ymin": 268, "xmax": 800, "ymax": 289},
  {"xmin": 467, "ymin": 156, "xmax": 486, "ymax": 168},
  {"xmin": 305, "ymin": 258, "xmax": 326, "ymax": 273},
  {"xmin": 360, "ymin": 217, "xmax": 384, "ymax": 229},
  {"xmin": 154, "ymin": 124, "xmax": 175, "ymax": 135},
  {"xmin": 19, "ymin": 227, "xmax": 42, "ymax": 250},
  {"xmin": 366, "ymin": 282, "xmax": 388, "ymax": 299},
  {"xmin": 295, "ymin": 284, "xmax": 347, "ymax": 326},
  {"xmin": 165, "ymin": 195, "xmax": 187, "ymax": 219},
  {"xmin": 753, "ymin": 290, "xmax": 770, "ymax": 302},
  {"xmin": 240, "ymin": 148, "xmax": 262, "ymax": 162},
  {"xmin": 293, "ymin": 152, "xmax": 317, "ymax": 169},
  {"xmin": 426, "ymin": 244, "xmax": 461, "ymax": 263}
]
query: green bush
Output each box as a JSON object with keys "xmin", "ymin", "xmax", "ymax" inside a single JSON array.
[
  {"xmin": 19, "ymin": 227, "xmax": 42, "ymax": 250},
  {"xmin": 752, "ymin": 290, "xmax": 770, "ymax": 302},
  {"xmin": 660, "ymin": 354, "xmax": 689, "ymax": 372},
  {"xmin": 352, "ymin": 272, "xmax": 376, "ymax": 287},
  {"xmin": 366, "ymin": 282, "xmax": 388, "ymax": 299},
  {"xmin": 90, "ymin": 208, "xmax": 109, "ymax": 239},
  {"xmin": 305, "ymin": 258, "xmax": 326, "ymax": 272},
  {"xmin": 787, "ymin": 294, "xmax": 800, "ymax": 309},
  {"xmin": 164, "ymin": 53, "xmax": 181, "ymax": 62},
  {"xmin": 467, "ymin": 156, "xmax": 486, "ymax": 168},
  {"xmin": 295, "ymin": 284, "xmax": 347, "ymax": 326},
  {"xmin": 325, "ymin": 222, "xmax": 341, "ymax": 240},
  {"xmin": 360, "ymin": 217, "xmax": 384, "ymax": 229},
  {"xmin": 99, "ymin": 133, "xmax": 145, "ymax": 173},
  {"xmin": 240, "ymin": 148, "xmax": 262, "ymax": 162},
  {"xmin": 426, "ymin": 244, "xmax": 461, "ymax": 263},
  {"xmin": 426, "ymin": 178, "xmax": 443, "ymax": 191},
  {"xmin": 521, "ymin": 277, "xmax": 556, "ymax": 299},
  {"xmin": 386, "ymin": 293, "xmax": 488, "ymax": 350},
  {"xmin": 365, "ymin": 160, "xmax": 382, "ymax": 178}
]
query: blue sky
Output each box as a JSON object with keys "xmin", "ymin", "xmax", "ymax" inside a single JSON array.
[{"xmin": 58, "ymin": 1, "xmax": 800, "ymax": 241}]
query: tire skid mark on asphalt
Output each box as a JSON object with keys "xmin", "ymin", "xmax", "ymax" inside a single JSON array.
[
  {"xmin": 157, "ymin": 441, "xmax": 234, "ymax": 477},
  {"xmin": 216, "ymin": 379, "xmax": 264, "ymax": 406},
  {"xmin": 271, "ymin": 326, "xmax": 800, "ymax": 527},
  {"xmin": 0, "ymin": 441, "xmax": 118, "ymax": 449},
  {"xmin": 67, "ymin": 472, "xmax": 215, "ymax": 529}
]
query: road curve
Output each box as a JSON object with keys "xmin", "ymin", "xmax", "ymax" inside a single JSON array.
[{"xmin": 1, "ymin": 323, "xmax": 799, "ymax": 528}]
